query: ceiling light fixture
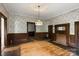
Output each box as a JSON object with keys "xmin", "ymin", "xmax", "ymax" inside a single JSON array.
[{"xmin": 35, "ymin": 4, "xmax": 43, "ymax": 26}]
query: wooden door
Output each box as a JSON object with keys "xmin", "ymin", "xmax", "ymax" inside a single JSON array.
[
  {"xmin": 48, "ymin": 25, "xmax": 53, "ymax": 41},
  {"xmin": 75, "ymin": 22, "xmax": 79, "ymax": 48}
]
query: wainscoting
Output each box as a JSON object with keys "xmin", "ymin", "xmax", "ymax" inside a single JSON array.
[
  {"xmin": 7, "ymin": 33, "xmax": 28, "ymax": 46},
  {"xmin": 69, "ymin": 35, "xmax": 76, "ymax": 47},
  {"xmin": 70, "ymin": 35, "xmax": 75, "ymax": 43},
  {"xmin": 7, "ymin": 33, "xmax": 75, "ymax": 47},
  {"xmin": 7, "ymin": 32, "xmax": 48, "ymax": 46}
]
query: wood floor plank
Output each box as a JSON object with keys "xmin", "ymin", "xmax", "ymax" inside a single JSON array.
[{"xmin": 3, "ymin": 40, "xmax": 74, "ymax": 56}]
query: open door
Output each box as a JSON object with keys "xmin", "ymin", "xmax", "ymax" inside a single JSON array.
[
  {"xmin": 27, "ymin": 22, "xmax": 36, "ymax": 38},
  {"xmin": 48, "ymin": 25, "xmax": 54, "ymax": 41}
]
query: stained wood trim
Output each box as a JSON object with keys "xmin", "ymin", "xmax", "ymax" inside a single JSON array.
[
  {"xmin": 55, "ymin": 23, "xmax": 70, "ymax": 46},
  {"xmin": 7, "ymin": 33, "xmax": 27, "ymax": 34},
  {"xmin": 0, "ymin": 12, "xmax": 7, "ymax": 20},
  {"xmin": 75, "ymin": 21, "xmax": 79, "ymax": 48},
  {"xmin": 7, "ymin": 32, "xmax": 75, "ymax": 47},
  {"xmin": 36, "ymin": 32, "xmax": 48, "ymax": 34},
  {"xmin": 70, "ymin": 35, "xmax": 75, "ymax": 43},
  {"xmin": 27, "ymin": 22, "xmax": 36, "ymax": 32},
  {"xmin": 8, "ymin": 32, "xmax": 48, "ymax": 34}
]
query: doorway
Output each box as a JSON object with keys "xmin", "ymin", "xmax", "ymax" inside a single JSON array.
[
  {"xmin": 0, "ymin": 12, "xmax": 7, "ymax": 55},
  {"xmin": 48, "ymin": 25, "xmax": 54, "ymax": 41},
  {"xmin": 55, "ymin": 23, "xmax": 70, "ymax": 46},
  {"xmin": 27, "ymin": 22, "xmax": 36, "ymax": 39},
  {"xmin": 75, "ymin": 21, "xmax": 79, "ymax": 48}
]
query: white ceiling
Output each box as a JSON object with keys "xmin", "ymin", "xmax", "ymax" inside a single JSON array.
[{"xmin": 3, "ymin": 3, "xmax": 79, "ymax": 20}]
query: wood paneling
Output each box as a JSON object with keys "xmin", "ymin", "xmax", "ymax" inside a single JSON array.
[
  {"xmin": 69, "ymin": 35, "xmax": 76, "ymax": 47},
  {"xmin": 55, "ymin": 23, "xmax": 70, "ymax": 46},
  {"xmin": 7, "ymin": 32, "xmax": 48, "ymax": 46},
  {"xmin": 35, "ymin": 32, "xmax": 48, "ymax": 37},
  {"xmin": 48, "ymin": 25, "xmax": 55, "ymax": 41},
  {"xmin": 7, "ymin": 32, "xmax": 76, "ymax": 47},
  {"xmin": 75, "ymin": 21, "xmax": 79, "ymax": 48},
  {"xmin": 0, "ymin": 17, "xmax": 1, "ymax": 55},
  {"xmin": 70, "ymin": 35, "xmax": 75, "ymax": 43},
  {"xmin": 7, "ymin": 33, "xmax": 28, "ymax": 46}
]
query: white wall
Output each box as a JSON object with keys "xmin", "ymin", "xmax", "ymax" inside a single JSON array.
[
  {"xmin": 49, "ymin": 9, "xmax": 79, "ymax": 35},
  {"xmin": 0, "ymin": 4, "xmax": 8, "ymax": 17},
  {"xmin": 7, "ymin": 15, "xmax": 49, "ymax": 33},
  {"xmin": 1, "ymin": 3, "xmax": 79, "ymax": 35}
]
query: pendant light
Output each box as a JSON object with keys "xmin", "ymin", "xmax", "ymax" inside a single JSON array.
[{"xmin": 35, "ymin": 4, "xmax": 43, "ymax": 26}]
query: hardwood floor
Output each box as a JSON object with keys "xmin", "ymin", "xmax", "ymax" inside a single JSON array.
[{"xmin": 3, "ymin": 40, "xmax": 74, "ymax": 56}]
